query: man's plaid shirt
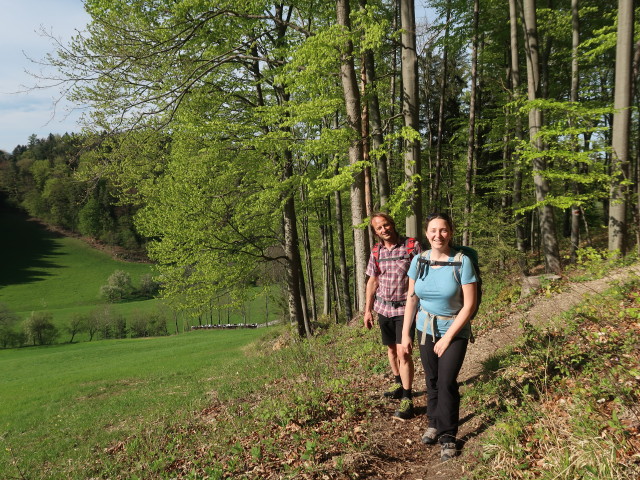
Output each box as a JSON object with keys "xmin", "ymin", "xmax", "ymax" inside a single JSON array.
[{"xmin": 366, "ymin": 237, "xmax": 421, "ymax": 317}]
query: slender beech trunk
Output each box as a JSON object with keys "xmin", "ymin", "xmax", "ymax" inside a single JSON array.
[
  {"xmin": 509, "ymin": 0, "xmax": 526, "ymax": 255},
  {"xmin": 433, "ymin": 2, "xmax": 451, "ymax": 211},
  {"xmin": 521, "ymin": 0, "xmax": 561, "ymax": 273},
  {"xmin": 463, "ymin": 0, "xmax": 479, "ymax": 246},
  {"xmin": 282, "ymin": 158, "xmax": 310, "ymax": 337},
  {"xmin": 569, "ymin": 0, "xmax": 581, "ymax": 262},
  {"xmin": 400, "ymin": 0, "xmax": 422, "ymax": 238},
  {"xmin": 608, "ymin": 0, "xmax": 634, "ymax": 255},
  {"xmin": 360, "ymin": 58, "xmax": 375, "ymax": 248},
  {"xmin": 322, "ymin": 198, "xmax": 333, "ymax": 317},
  {"xmin": 633, "ymin": 40, "xmax": 640, "ymax": 256},
  {"xmin": 300, "ymin": 186, "xmax": 317, "ymax": 322},
  {"xmin": 319, "ymin": 204, "xmax": 330, "ymax": 317},
  {"xmin": 337, "ymin": 0, "xmax": 369, "ymax": 311},
  {"xmin": 359, "ymin": 0, "xmax": 391, "ymax": 207},
  {"xmin": 334, "ymin": 161, "xmax": 353, "ymax": 321}
]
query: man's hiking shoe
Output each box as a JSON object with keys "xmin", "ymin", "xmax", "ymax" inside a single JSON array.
[
  {"xmin": 421, "ymin": 427, "xmax": 438, "ymax": 445},
  {"xmin": 440, "ymin": 442, "xmax": 457, "ymax": 461},
  {"xmin": 393, "ymin": 397, "xmax": 414, "ymax": 420},
  {"xmin": 383, "ymin": 383, "xmax": 403, "ymax": 399}
]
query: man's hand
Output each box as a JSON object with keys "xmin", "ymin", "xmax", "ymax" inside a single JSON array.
[{"xmin": 363, "ymin": 311, "xmax": 374, "ymax": 329}]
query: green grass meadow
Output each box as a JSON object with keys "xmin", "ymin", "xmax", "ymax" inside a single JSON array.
[
  {"xmin": 0, "ymin": 210, "xmax": 279, "ymax": 339},
  {"xmin": 0, "ymin": 209, "xmax": 156, "ymax": 316},
  {"xmin": 0, "ymin": 327, "xmax": 272, "ymax": 478}
]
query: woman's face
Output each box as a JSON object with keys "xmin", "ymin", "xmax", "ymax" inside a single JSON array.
[{"xmin": 425, "ymin": 218, "xmax": 452, "ymax": 249}]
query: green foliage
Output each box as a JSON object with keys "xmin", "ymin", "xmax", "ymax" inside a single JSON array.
[
  {"xmin": 138, "ymin": 273, "xmax": 160, "ymax": 298},
  {"xmin": 99, "ymin": 270, "xmax": 134, "ymax": 302},
  {"xmin": 129, "ymin": 309, "xmax": 169, "ymax": 338},
  {"xmin": 0, "ymin": 304, "xmax": 21, "ymax": 348},
  {"xmin": 466, "ymin": 277, "xmax": 640, "ymax": 479},
  {"xmin": 22, "ymin": 311, "xmax": 58, "ymax": 346},
  {"xmin": 571, "ymin": 247, "xmax": 629, "ymax": 280}
]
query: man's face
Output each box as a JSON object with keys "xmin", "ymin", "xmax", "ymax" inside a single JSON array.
[{"xmin": 371, "ymin": 216, "xmax": 397, "ymax": 243}]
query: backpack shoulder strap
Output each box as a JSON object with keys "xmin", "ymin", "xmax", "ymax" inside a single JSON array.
[
  {"xmin": 452, "ymin": 250, "xmax": 464, "ymax": 284},
  {"xmin": 415, "ymin": 249, "xmax": 431, "ymax": 279}
]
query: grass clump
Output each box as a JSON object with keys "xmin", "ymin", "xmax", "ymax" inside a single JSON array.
[{"xmin": 466, "ymin": 276, "xmax": 640, "ymax": 480}]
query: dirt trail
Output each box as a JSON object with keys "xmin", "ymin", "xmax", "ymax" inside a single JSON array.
[{"xmin": 361, "ymin": 263, "xmax": 640, "ymax": 480}]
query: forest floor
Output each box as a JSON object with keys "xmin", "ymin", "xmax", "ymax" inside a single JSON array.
[{"xmin": 355, "ymin": 262, "xmax": 640, "ymax": 479}]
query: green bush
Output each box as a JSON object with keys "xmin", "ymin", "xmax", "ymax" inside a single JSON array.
[
  {"xmin": 0, "ymin": 303, "xmax": 19, "ymax": 348},
  {"xmin": 129, "ymin": 309, "xmax": 169, "ymax": 338},
  {"xmin": 138, "ymin": 273, "xmax": 160, "ymax": 298},
  {"xmin": 23, "ymin": 311, "xmax": 58, "ymax": 346},
  {"xmin": 99, "ymin": 270, "xmax": 134, "ymax": 302}
]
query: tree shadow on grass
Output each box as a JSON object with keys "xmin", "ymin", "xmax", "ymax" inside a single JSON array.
[{"xmin": 0, "ymin": 205, "xmax": 64, "ymax": 288}]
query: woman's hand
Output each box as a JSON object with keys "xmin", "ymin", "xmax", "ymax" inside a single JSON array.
[
  {"xmin": 433, "ymin": 336, "xmax": 451, "ymax": 357},
  {"xmin": 400, "ymin": 334, "xmax": 413, "ymax": 356}
]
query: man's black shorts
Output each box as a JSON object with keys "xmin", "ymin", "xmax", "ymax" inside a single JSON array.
[{"xmin": 378, "ymin": 313, "xmax": 415, "ymax": 346}]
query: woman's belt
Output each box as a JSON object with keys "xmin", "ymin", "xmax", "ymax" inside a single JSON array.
[{"xmin": 419, "ymin": 307, "xmax": 456, "ymax": 345}]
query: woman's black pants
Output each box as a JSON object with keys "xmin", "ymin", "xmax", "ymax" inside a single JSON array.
[{"xmin": 418, "ymin": 332, "xmax": 468, "ymax": 443}]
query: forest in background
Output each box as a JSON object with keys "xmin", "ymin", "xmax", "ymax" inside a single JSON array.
[{"xmin": 0, "ymin": 0, "xmax": 638, "ymax": 338}]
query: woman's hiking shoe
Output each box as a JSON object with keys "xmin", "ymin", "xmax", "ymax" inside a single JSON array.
[
  {"xmin": 440, "ymin": 442, "xmax": 457, "ymax": 461},
  {"xmin": 393, "ymin": 397, "xmax": 414, "ymax": 419},
  {"xmin": 383, "ymin": 383, "xmax": 403, "ymax": 399},
  {"xmin": 421, "ymin": 427, "xmax": 438, "ymax": 445}
]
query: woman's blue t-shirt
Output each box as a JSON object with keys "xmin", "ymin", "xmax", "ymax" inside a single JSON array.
[{"xmin": 407, "ymin": 251, "xmax": 477, "ymax": 339}]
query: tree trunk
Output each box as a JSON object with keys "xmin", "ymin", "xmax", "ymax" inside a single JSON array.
[
  {"xmin": 334, "ymin": 163, "xmax": 353, "ymax": 321},
  {"xmin": 282, "ymin": 192, "xmax": 311, "ymax": 337},
  {"xmin": 400, "ymin": 0, "xmax": 422, "ymax": 239},
  {"xmin": 463, "ymin": 0, "xmax": 479, "ymax": 246},
  {"xmin": 300, "ymin": 186, "xmax": 317, "ymax": 322},
  {"xmin": 509, "ymin": 0, "xmax": 526, "ymax": 256},
  {"xmin": 432, "ymin": 0, "xmax": 451, "ymax": 212},
  {"xmin": 634, "ymin": 40, "xmax": 640, "ymax": 256},
  {"xmin": 359, "ymin": 0, "xmax": 391, "ymax": 207},
  {"xmin": 608, "ymin": 0, "xmax": 634, "ymax": 255},
  {"xmin": 569, "ymin": 0, "xmax": 581, "ymax": 262},
  {"xmin": 282, "ymin": 160, "xmax": 310, "ymax": 336},
  {"xmin": 337, "ymin": 0, "xmax": 369, "ymax": 311},
  {"xmin": 521, "ymin": 0, "xmax": 561, "ymax": 274}
]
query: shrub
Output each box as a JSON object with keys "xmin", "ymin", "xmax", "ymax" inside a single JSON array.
[
  {"xmin": 99, "ymin": 284, "xmax": 124, "ymax": 302},
  {"xmin": 88, "ymin": 305, "xmax": 126, "ymax": 339},
  {"xmin": 108, "ymin": 270, "xmax": 134, "ymax": 293},
  {"xmin": 99, "ymin": 270, "xmax": 134, "ymax": 302},
  {"xmin": 66, "ymin": 314, "xmax": 87, "ymax": 343},
  {"xmin": 0, "ymin": 303, "xmax": 20, "ymax": 348},
  {"xmin": 138, "ymin": 274, "xmax": 160, "ymax": 298},
  {"xmin": 129, "ymin": 309, "xmax": 169, "ymax": 338},
  {"xmin": 23, "ymin": 312, "xmax": 58, "ymax": 346}
]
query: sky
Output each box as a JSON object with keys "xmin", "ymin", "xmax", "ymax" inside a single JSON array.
[
  {"xmin": 0, "ymin": 0, "xmax": 90, "ymax": 153},
  {"xmin": 0, "ymin": 1, "xmax": 434, "ymax": 154}
]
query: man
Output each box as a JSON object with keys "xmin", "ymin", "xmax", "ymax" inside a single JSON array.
[{"xmin": 364, "ymin": 212, "xmax": 420, "ymax": 419}]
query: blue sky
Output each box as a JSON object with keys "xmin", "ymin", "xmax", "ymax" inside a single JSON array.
[
  {"xmin": 0, "ymin": 0, "xmax": 90, "ymax": 153},
  {"xmin": 0, "ymin": 1, "xmax": 434, "ymax": 154}
]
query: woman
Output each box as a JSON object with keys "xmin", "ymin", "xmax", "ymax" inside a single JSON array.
[{"xmin": 401, "ymin": 212, "xmax": 477, "ymax": 461}]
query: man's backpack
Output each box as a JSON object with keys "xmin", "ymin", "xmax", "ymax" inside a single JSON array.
[
  {"xmin": 415, "ymin": 245, "xmax": 482, "ymax": 342},
  {"xmin": 371, "ymin": 237, "xmax": 418, "ymax": 271}
]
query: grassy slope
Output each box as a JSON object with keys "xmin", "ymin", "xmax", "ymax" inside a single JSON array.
[
  {"xmin": 0, "ymin": 327, "xmax": 272, "ymax": 479},
  {"xmin": 0, "ymin": 209, "xmax": 155, "ymax": 316},
  {"xmin": 4, "ymin": 273, "xmax": 637, "ymax": 480},
  {"xmin": 0, "ymin": 210, "xmax": 278, "ymax": 337}
]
